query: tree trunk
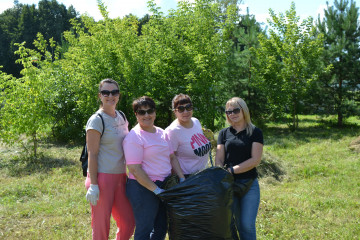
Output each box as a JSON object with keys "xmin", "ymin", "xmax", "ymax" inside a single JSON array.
[
  {"xmin": 338, "ymin": 110, "xmax": 343, "ymax": 127},
  {"xmin": 290, "ymin": 76, "xmax": 297, "ymax": 131},
  {"xmin": 33, "ymin": 132, "xmax": 37, "ymax": 158},
  {"xmin": 291, "ymin": 100, "xmax": 296, "ymax": 132},
  {"xmin": 247, "ymin": 59, "xmax": 252, "ymax": 100},
  {"xmin": 337, "ymin": 78, "xmax": 343, "ymax": 127}
]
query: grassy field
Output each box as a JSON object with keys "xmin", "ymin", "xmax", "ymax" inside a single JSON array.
[{"xmin": 0, "ymin": 115, "xmax": 359, "ymax": 239}]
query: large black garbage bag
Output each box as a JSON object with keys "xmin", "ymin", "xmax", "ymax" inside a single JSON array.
[{"xmin": 159, "ymin": 167, "xmax": 234, "ymax": 240}]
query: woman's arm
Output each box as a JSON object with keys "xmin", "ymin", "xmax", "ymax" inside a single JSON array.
[
  {"xmin": 170, "ymin": 153, "xmax": 185, "ymax": 179},
  {"xmin": 87, "ymin": 129, "xmax": 101, "ymax": 185},
  {"xmin": 215, "ymin": 144, "xmax": 225, "ymax": 167},
  {"xmin": 232, "ymin": 142, "xmax": 263, "ymax": 174},
  {"xmin": 127, "ymin": 164, "xmax": 158, "ymax": 191}
]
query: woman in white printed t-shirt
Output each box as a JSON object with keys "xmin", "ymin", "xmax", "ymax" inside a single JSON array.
[
  {"xmin": 84, "ymin": 78, "xmax": 135, "ymax": 240},
  {"xmin": 165, "ymin": 94, "xmax": 211, "ymax": 178}
]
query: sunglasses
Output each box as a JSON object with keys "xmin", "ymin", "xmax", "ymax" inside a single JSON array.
[
  {"xmin": 100, "ymin": 89, "xmax": 120, "ymax": 97},
  {"xmin": 136, "ymin": 108, "xmax": 155, "ymax": 115},
  {"xmin": 175, "ymin": 104, "xmax": 193, "ymax": 113},
  {"xmin": 225, "ymin": 107, "xmax": 241, "ymax": 115}
]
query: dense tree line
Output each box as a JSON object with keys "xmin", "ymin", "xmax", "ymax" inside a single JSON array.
[
  {"xmin": 0, "ymin": 0, "xmax": 78, "ymax": 77},
  {"xmin": 0, "ymin": 0, "xmax": 359, "ymax": 156}
]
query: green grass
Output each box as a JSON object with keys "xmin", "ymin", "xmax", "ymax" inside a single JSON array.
[
  {"xmin": 0, "ymin": 144, "xmax": 92, "ymax": 239},
  {"xmin": 257, "ymin": 115, "xmax": 360, "ymax": 239},
  {"xmin": 1, "ymin": 115, "xmax": 359, "ymax": 239}
]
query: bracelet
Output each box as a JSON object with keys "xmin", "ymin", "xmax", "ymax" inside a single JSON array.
[{"xmin": 230, "ymin": 167, "xmax": 234, "ymax": 175}]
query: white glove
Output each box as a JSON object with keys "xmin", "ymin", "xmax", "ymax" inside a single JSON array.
[
  {"xmin": 86, "ymin": 184, "xmax": 99, "ymax": 206},
  {"xmin": 153, "ymin": 186, "xmax": 164, "ymax": 195}
]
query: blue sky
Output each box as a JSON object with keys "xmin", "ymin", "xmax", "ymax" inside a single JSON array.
[{"xmin": 0, "ymin": 0, "xmax": 328, "ymax": 23}]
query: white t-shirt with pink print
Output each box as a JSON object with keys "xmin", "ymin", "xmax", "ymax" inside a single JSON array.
[
  {"xmin": 123, "ymin": 124, "xmax": 173, "ymax": 182},
  {"xmin": 165, "ymin": 117, "xmax": 211, "ymax": 175}
]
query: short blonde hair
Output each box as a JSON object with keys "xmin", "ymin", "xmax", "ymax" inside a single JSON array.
[{"xmin": 225, "ymin": 97, "xmax": 254, "ymax": 136}]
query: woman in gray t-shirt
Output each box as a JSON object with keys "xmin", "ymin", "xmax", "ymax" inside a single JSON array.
[{"xmin": 84, "ymin": 78, "xmax": 135, "ymax": 240}]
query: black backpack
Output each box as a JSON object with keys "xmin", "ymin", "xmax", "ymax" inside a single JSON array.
[{"xmin": 80, "ymin": 111, "xmax": 126, "ymax": 177}]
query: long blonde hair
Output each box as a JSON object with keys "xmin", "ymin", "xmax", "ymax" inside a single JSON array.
[{"xmin": 225, "ymin": 97, "xmax": 254, "ymax": 136}]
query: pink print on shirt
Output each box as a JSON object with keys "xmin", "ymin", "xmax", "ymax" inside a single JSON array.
[{"xmin": 190, "ymin": 133, "xmax": 211, "ymax": 157}]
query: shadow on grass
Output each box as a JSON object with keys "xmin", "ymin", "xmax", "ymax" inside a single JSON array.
[
  {"xmin": 1, "ymin": 153, "xmax": 76, "ymax": 177},
  {"xmin": 257, "ymin": 120, "xmax": 360, "ymax": 182},
  {"xmin": 264, "ymin": 122, "xmax": 360, "ymax": 146}
]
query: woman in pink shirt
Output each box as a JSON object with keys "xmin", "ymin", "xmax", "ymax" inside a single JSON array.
[
  {"xmin": 165, "ymin": 94, "xmax": 211, "ymax": 177},
  {"xmin": 123, "ymin": 96, "xmax": 184, "ymax": 240}
]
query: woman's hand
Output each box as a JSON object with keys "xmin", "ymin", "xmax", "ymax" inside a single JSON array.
[
  {"xmin": 86, "ymin": 184, "xmax": 99, "ymax": 206},
  {"xmin": 127, "ymin": 164, "xmax": 159, "ymax": 192},
  {"xmin": 227, "ymin": 167, "xmax": 234, "ymax": 174},
  {"xmin": 169, "ymin": 154, "xmax": 185, "ymax": 180}
]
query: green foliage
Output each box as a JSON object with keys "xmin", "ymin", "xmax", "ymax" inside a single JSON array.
[
  {"xmin": 316, "ymin": 0, "xmax": 360, "ymax": 126},
  {"xmin": 2, "ymin": 0, "xmax": 358, "ymax": 146},
  {"xmin": 59, "ymin": 11, "xmax": 141, "ymax": 134},
  {"xmin": 252, "ymin": 2, "xmax": 329, "ymax": 130},
  {"xmin": 0, "ymin": 3, "xmax": 24, "ymax": 77},
  {"xmin": 134, "ymin": 0, "xmax": 236, "ymax": 129},
  {"xmin": 0, "ymin": 0, "xmax": 79, "ymax": 77},
  {"xmin": 0, "ymin": 34, "xmax": 59, "ymax": 156},
  {"xmin": 52, "ymin": 0, "xmax": 238, "ymax": 141},
  {"xmin": 225, "ymin": 8, "xmax": 267, "ymax": 125}
]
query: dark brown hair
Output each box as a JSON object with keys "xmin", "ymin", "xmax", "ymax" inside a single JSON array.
[
  {"xmin": 172, "ymin": 93, "xmax": 192, "ymax": 110},
  {"xmin": 132, "ymin": 96, "xmax": 156, "ymax": 113},
  {"xmin": 98, "ymin": 78, "xmax": 119, "ymax": 92}
]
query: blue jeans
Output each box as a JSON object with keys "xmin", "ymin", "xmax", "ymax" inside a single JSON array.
[
  {"xmin": 126, "ymin": 179, "xmax": 167, "ymax": 240},
  {"xmin": 232, "ymin": 178, "xmax": 260, "ymax": 240}
]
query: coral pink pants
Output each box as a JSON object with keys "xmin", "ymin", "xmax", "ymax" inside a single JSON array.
[{"xmin": 85, "ymin": 173, "xmax": 135, "ymax": 240}]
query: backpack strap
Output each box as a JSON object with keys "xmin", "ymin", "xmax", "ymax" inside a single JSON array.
[
  {"xmin": 118, "ymin": 110, "xmax": 126, "ymax": 122},
  {"xmin": 97, "ymin": 113, "xmax": 105, "ymax": 136}
]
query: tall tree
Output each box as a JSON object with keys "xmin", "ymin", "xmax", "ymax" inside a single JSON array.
[
  {"xmin": 18, "ymin": 4, "xmax": 39, "ymax": 49},
  {"xmin": 38, "ymin": 0, "xmax": 76, "ymax": 43},
  {"xmin": 0, "ymin": 0, "xmax": 78, "ymax": 77},
  {"xmin": 252, "ymin": 2, "xmax": 328, "ymax": 130},
  {"xmin": 316, "ymin": 0, "xmax": 360, "ymax": 126},
  {"xmin": 0, "ymin": 34, "xmax": 59, "ymax": 156},
  {"xmin": 226, "ymin": 7, "xmax": 266, "ymax": 124},
  {"xmin": 0, "ymin": 3, "xmax": 23, "ymax": 77}
]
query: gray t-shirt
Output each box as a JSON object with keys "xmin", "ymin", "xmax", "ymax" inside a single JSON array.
[{"xmin": 86, "ymin": 110, "xmax": 129, "ymax": 174}]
